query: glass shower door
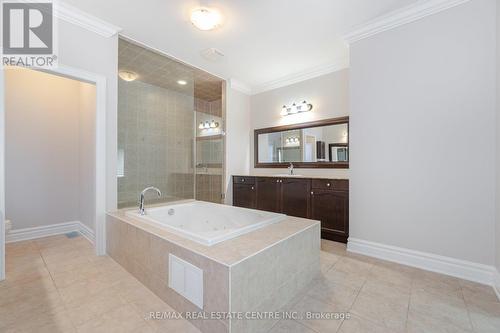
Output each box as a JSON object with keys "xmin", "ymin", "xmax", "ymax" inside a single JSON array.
[{"xmin": 194, "ymin": 84, "xmax": 225, "ymax": 203}]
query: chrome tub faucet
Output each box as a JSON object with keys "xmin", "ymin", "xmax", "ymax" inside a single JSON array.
[{"xmin": 139, "ymin": 186, "xmax": 161, "ymax": 215}]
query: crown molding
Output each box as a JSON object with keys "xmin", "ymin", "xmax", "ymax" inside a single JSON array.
[
  {"xmin": 229, "ymin": 79, "xmax": 252, "ymax": 95},
  {"xmin": 343, "ymin": 0, "xmax": 471, "ymax": 44},
  {"xmin": 251, "ymin": 56, "xmax": 350, "ymax": 95},
  {"xmin": 55, "ymin": 1, "xmax": 122, "ymax": 38}
]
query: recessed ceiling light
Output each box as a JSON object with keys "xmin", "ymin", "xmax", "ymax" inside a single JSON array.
[
  {"xmin": 177, "ymin": 80, "xmax": 187, "ymax": 85},
  {"xmin": 191, "ymin": 8, "xmax": 221, "ymax": 31},
  {"xmin": 118, "ymin": 70, "xmax": 138, "ymax": 82}
]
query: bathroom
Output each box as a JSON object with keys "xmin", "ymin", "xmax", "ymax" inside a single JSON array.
[{"xmin": 1, "ymin": 1, "xmax": 500, "ymax": 333}]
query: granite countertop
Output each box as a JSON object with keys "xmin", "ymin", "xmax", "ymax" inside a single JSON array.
[{"xmin": 107, "ymin": 206, "xmax": 320, "ymax": 267}]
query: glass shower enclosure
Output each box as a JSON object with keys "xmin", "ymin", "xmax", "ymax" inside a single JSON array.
[{"xmin": 117, "ymin": 39, "xmax": 225, "ymax": 208}]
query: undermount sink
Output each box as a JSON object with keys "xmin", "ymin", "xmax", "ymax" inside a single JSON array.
[{"xmin": 273, "ymin": 174, "xmax": 304, "ymax": 177}]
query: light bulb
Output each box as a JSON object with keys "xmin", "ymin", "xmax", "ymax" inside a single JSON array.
[
  {"xmin": 280, "ymin": 105, "xmax": 288, "ymax": 116},
  {"xmin": 191, "ymin": 8, "xmax": 222, "ymax": 31},
  {"xmin": 210, "ymin": 120, "xmax": 217, "ymax": 128},
  {"xmin": 204, "ymin": 121, "xmax": 210, "ymax": 129},
  {"xmin": 298, "ymin": 100, "xmax": 306, "ymax": 112},
  {"xmin": 290, "ymin": 103, "xmax": 298, "ymax": 114},
  {"xmin": 118, "ymin": 70, "xmax": 137, "ymax": 82},
  {"xmin": 198, "ymin": 122, "xmax": 204, "ymax": 129}
]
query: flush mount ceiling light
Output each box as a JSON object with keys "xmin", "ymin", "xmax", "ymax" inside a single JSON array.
[
  {"xmin": 191, "ymin": 8, "xmax": 222, "ymax": 31},
  {"xmin": 281, "ymin": 100, "xmax": 313, "ymax": 116},
  {"xmin": 177, "ymin": 80, "xmax": 187, "ymax": 85},
  {"xmin": 118, "ymin": 70, "xmax": 138, "ymax": 82}
]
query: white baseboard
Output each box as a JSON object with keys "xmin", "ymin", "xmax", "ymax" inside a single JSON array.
[
  {"xmin": 347, "ymin": 238, "xmax": 496, "ymax": 286},
  {"xmin": 78, "ymin": 222, "xmax": 95, "ymax": 244},
  {"xmin": 6, "ymin": 221, "xmax": 95, "ymax": 244},
  {"xmin": 494, "ymin": 270, "xmax": 500, "ymax": 301}
]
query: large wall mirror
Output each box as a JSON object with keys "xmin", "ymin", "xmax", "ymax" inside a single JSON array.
[{"xmin": 255, "ymin": 117, "xmax": 349, "ymax": 168}]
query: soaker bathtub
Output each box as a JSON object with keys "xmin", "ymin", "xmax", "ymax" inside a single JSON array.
[{"xmin": 126, "ymin": 200, "xmax": 286, "ymax": 246}]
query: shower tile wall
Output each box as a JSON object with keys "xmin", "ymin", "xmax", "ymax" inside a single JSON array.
[{"xmin": 118, "ymin": 79, "xmax": 194, "ymax": 208}]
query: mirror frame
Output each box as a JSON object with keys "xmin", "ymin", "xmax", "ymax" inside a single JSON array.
[{"xmin": 254, "ymin": 116, "xmax": 349, "ymax": 169}]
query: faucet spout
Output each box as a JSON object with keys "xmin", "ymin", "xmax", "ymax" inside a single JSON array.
[
  {"xmin": 288, "ymin": 163, "xmax": 294, "ymax": 175},
  {"xmin": 139, "ymin": 186, "xmax": 162, "ymax": 215}
]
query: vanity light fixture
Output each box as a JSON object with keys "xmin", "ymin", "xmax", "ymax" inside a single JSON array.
[
  {"xmin": 177, "ymin": 80, "xmax": 187, "ymax": 85},
  {"xmin": 118, "ymin": 70, "xmax": 138, "ymax": 82},
  {"xmin": 191, "ymin": 8, "xmax": 222, "ymax": 31},
  {"xmin": 199, "ymin": 120, "xmax": 219, "ymax": 130},
  {"xmin": 281, "ymin": 100, "xmax": 313, "ymax": 116}
]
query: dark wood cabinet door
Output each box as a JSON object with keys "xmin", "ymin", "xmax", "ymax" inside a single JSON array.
[
  {"xmin": 311, "ymin": 190, "xmax": 349, "ymax": 243},
  {"xmin": 233, "ymin": 184, "xmax": 256, "ymax": 209},
  {"xmin": 255, "ymin": 177, "xmax": 281, "ymax": 213},
  {"xmin": 281, "ymin": 178, "xmax": 311, "ymax": 218}
]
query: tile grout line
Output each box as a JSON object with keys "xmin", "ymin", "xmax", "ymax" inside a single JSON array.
[
  {"xmin": 34, "ymin": 239, "xmax": 80, "ymax": 332},
  {"xmin": 405, "ymin": 277, "xmax": 415, "ymax": 332},
  {"xmin": 460, "ymin": 284, "xmax": 477, "ymax": 332},
  {"xmin": 336, "ymin": 255, "xmax": 371, "ymax": 333}
]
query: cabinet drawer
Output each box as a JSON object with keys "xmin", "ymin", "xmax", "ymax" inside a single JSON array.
[
  {"xmin": 233, "ymin": 176, "xmax": 255, "ymax": 185},
  {"xmin": 312, "ymin": 179, "xmax": 348, "ymax": 191}
]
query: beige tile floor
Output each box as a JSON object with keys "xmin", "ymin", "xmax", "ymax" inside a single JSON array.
[{"xmin": 1, "ymin": 235, "xmax": 499, "ymax": 333}]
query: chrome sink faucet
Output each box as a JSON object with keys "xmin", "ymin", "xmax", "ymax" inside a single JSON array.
[
  {"xmin": 288, "ymin": 162, "xmax": 294, "ymax": 175},
  {"xmin": 139, "ymin": 186, "xmax": 161, "ymax": 215}
]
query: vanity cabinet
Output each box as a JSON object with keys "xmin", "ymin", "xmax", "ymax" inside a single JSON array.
[
  {"xmin": 232, "ymin": 176, "xmax": 349, "ymax": 243},
  {"xmin": 311, "ymin": 187, "xmax": 349, "ymax": 243},
  {"xmin": 255, "ymin": 177, "xmax": 281, "ymax": 213},
  {"xmin": 281, "ymin": 178, "xmax": 311, "ymax": 219},
  {"xmin": 233, "ymin": 177, "xmax": 256, "ymax": 209}
]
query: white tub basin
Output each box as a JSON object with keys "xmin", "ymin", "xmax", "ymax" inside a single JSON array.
[{"xmin": 126, "ymin": 200, "xmax": 286, "ymax": 246}]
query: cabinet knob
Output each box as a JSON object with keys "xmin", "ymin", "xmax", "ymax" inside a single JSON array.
[
  {"xmin": 326, "ymin": 183, "xmax": 331, "ymax": 187},
  {"xmin": 276, "ymin": 179, "xmax": 280, "ymax": 183},
  {"xmin": 242, "ymin": 179, "xmax": 245, "ymax": 182},
  {"xmin": 251, "ymin": 186, "xmax": 254, "ymax": 190},
  {"xmin": 311, "ymin": 191, "xmax": 314, "ymax": 195}
]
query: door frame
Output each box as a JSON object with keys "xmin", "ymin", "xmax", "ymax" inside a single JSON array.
[{"xmin": 0, "ymin": 64, "xmax": 108, "ymax": 280}]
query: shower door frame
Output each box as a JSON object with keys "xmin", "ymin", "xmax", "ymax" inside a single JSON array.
[{"xmin": 0, "ymin": 64, "xmax": 108, "ymax": 280}]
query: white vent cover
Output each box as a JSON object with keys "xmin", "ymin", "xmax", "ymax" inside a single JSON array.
[
  {"xmin": 200, "ymin": 47, "xmax": 224, "ymax": 62},
  {"xmin": 168, "ymin": 254, "xmax": 204, "ymax": 309}
]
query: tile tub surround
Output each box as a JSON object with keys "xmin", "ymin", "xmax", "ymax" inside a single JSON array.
[{"xmin": 106, "ymin": 210, "xmax": 320, "ymax": 333}]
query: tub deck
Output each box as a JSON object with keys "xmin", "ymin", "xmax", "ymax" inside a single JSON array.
[
  {"xmin": 106, "ymin": 204, "xmax": 320, "ymax": 333},
  {"xmin": 108, "ymin": 206, "xmax": 319, "ymax": 267}
]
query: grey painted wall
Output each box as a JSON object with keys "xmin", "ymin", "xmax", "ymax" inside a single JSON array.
[
  {"xmin": 249, "ymin": 69, "xmax": 350, "ymax": 178},
  {"xmin": 58, "ymin": 19, "xmax": 118, "ymax": 212},
  {"xmin": 5, "ymin": 68, "xmax": 96, "ymax": 230},
  {"xmin": 350, "ymin": 0, "xmax": 496, "ymax": 265},
  {"xmin": 224, "ymin": 87, "xmax": 251, "ymax": 205},
  {"xmin": 496, "ymin": 0, "xmax": 500, "ymax": 278}
]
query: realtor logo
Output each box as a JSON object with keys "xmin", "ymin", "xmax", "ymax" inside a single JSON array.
[{"xmin": 2, "ymin": 1, "xmax": 57, "ymax": 67}]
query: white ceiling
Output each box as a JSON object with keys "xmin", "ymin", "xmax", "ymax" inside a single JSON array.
[{"xmin": 63, "ymin": 0, "xmax": 418, "ymax": 92}]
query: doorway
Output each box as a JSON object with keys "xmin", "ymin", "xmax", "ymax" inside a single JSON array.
[{"xmin": 0, "ymin": 65, "xmax": 107, "ymax": 280}]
